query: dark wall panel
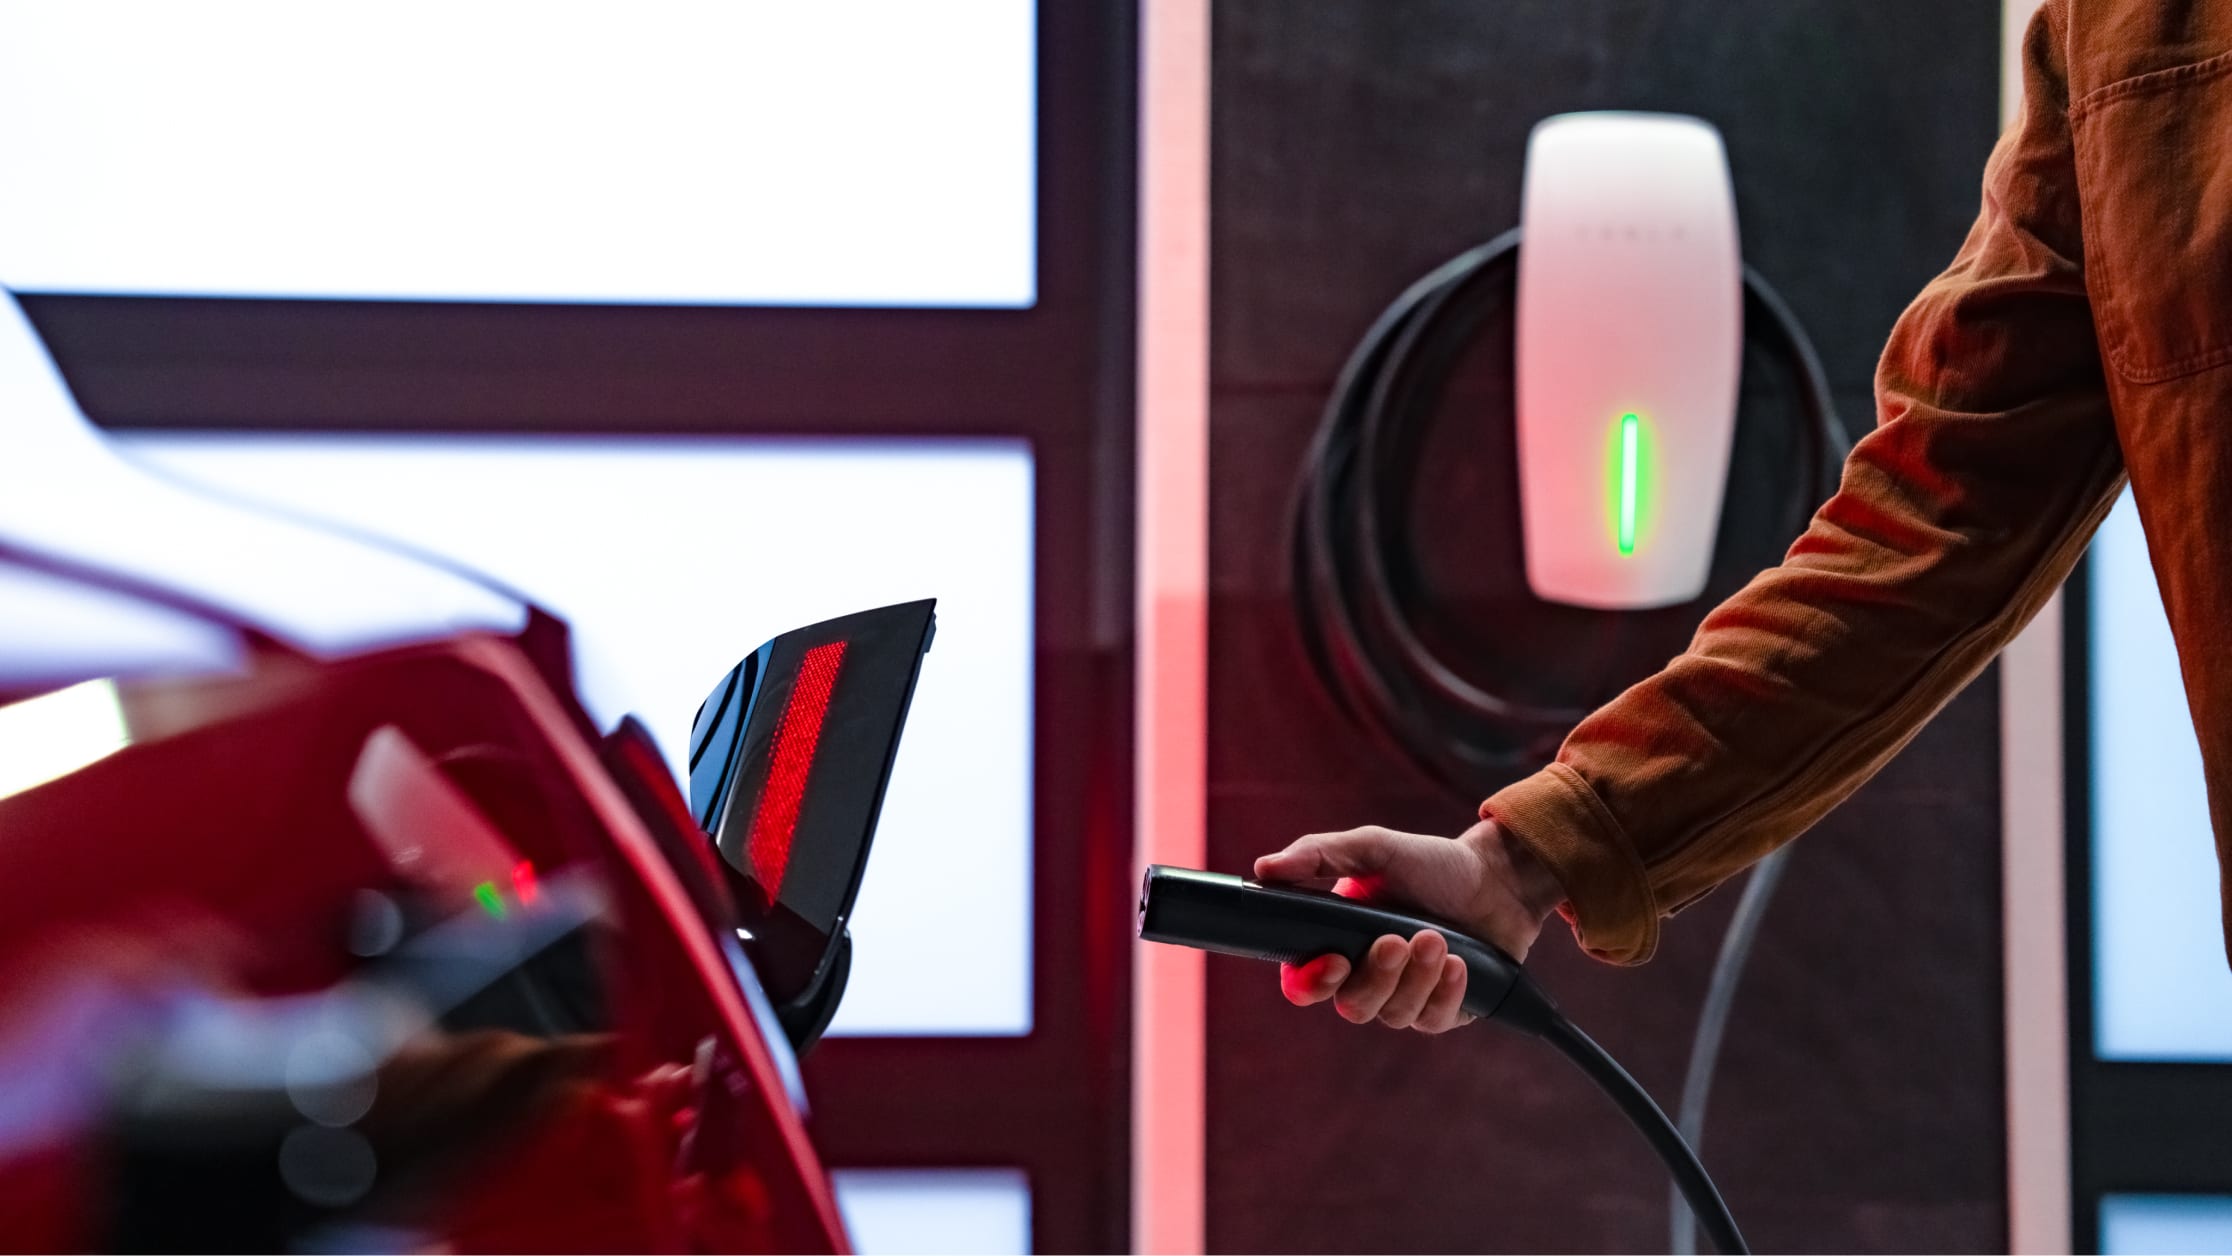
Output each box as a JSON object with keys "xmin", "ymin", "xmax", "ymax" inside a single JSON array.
[{"xmin": 1205, "ymin": 3, "xmax": 2004, "ymax": 1252}]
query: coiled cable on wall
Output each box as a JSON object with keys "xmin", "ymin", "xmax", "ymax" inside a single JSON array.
[
  {"xmin": 1290, "ymin": 228, "xmax": 1850, "ymax": 784},
  {"xmin": 1671, "ymin": 840, "xmax": 1794, "ymax": 1254},
  {"xmin": 1287, "ymin": 228, "xmax": 1854, "ymax": 1252}
]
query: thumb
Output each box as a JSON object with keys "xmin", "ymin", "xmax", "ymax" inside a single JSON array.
[{"xmin": 1253, "ymin": 827, "xmax": 1398, "ymax": 890}]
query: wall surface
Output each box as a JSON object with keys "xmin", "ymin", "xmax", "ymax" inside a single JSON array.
[{"xmin": 1204, "ymin": 3, "xmax": 2004, "ymax": 1252}]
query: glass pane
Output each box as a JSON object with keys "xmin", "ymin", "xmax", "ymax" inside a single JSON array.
[
  {"xmin": 2101, "ymin": 1194, "xmax": 2232, "ymax": 1255},
  {"xmin": 0, "ymin": 1, "xmax": 1034, "ymax": 307},
  {"xmin": 2088, "ymin": 491, "xmax": 2232, "ymax": 1059},
  {"xmin": 832, "ymin": 1168, "xmax": 1029, "ymax": 1256},
  {"xmin": 123, "ymin": 434, "xmax": 1034, "ymax": 1036}
]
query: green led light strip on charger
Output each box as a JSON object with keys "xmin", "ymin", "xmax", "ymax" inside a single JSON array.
[{"xmin": 1616, "ymin": 410, "xmax": 1642, "ymax": 556}]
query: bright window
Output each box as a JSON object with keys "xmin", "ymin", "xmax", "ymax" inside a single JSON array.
[
  {"xmin": 832, "ymin": 1168, "xmax": 1029, "ymax": 1256},
  {"xmin": 2088, "ymin": 491, "xmax": 2232, "ymax": 1060},
  {"xmin": 2101, "ymin": 1194, "xmax": 2232, "ymax": 1255},
  {"xmin": 0, "ymin": 2, "xmax": 1035, "ymax": 307}
]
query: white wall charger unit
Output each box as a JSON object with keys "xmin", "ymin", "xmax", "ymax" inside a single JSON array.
[{"xmin": 1515, "ymin": 112, "xmax": 1742, "ymax": 610}]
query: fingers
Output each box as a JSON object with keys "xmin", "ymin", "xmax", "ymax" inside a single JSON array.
[
  {"xmin": 1257, "ymin": 825, "xmax": 1486, "ymax": 1034},
  {"xmin": 1412, "ymin": 953, "xmax": 1475, "ymax": 1034},
  {"xmin": 1374, "ymin": 931, "xmax": 1447, "ymax": 1030},
  {"xmin": 1282, "ymin": 934, "xmax": 1475, "ymax": 1034},
  {"xmin": 1253, "ymin": 827, "xmax": 1396, "ymax": 890},
  {"xmin": 1332, "ymin": 934, "xmax": 1409, "ymax": 1023},
  {"xmin": 1280, "ymin": 954, "xmax": 1349, "ymax": 1006}
]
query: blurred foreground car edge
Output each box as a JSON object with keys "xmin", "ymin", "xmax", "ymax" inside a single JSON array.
[{"xmin": 0, "ymin": 289, "xmax": 935, "ymax": 1252}]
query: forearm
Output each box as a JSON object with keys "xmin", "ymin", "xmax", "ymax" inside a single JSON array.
[
  {"xmin": 1488, "ymin": 0, "xmax": 2120, "ymax": 963},
  {"xmin": 1492, "ymin": 392, "xmax": 2122, "ymax": 963}
]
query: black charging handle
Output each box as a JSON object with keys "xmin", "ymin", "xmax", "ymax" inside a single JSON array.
[
  {"xmin": 1138, "ymin": 865, "xmax": 1559, "ymax": 1033},
  {"xmin": 1136, "ymin": 863, "xmax": 1750, "ymax": 1256}
]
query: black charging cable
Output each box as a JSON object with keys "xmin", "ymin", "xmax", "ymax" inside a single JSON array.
[
  {"xmin": 1670, "ymin": 836, "xmax": 1792, "ymax": 1254},
  {"xmin": 1544, "ymin": 1012, "xmax": 1748, "ymax": 1256},
  {"xmin": 1286, "ymin": 231, "xmax": 1855, "ymax": 1253},
  {"xmin": 1140, "ymin": 865, "xmax": 1750, "ymax": 1254}
]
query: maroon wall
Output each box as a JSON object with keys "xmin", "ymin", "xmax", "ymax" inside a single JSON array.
[{"xmin": 1203, "ymin": 3, "xmax": 2007, "ymax": 1251}]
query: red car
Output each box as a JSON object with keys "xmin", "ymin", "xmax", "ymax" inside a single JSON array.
[{"xmin": 0, "ymin": 290, "xmax": 931, "ymax": 1252}]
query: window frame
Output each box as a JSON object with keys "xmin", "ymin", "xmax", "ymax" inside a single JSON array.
[
  {"xmin": 2063, "ymin": 557, "xmax": 2232, "ymax": 1253},
  {"xmin": 17, "ymin": 2, "xmax": 1139, "ymax": 1250}
]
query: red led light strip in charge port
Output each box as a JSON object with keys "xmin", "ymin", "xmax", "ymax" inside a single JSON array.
[{"xmin": 746, "ymin": 639, "xmax": 849, "ymax": 901}]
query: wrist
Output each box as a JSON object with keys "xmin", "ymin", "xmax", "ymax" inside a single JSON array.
[{"xmin": 1463, "ymin": 816, "xmax": 1565, "ymax": 923}]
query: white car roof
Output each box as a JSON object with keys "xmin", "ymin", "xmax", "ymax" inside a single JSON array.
[
  {"xmin": 0, "ymin": 556, "xmax": 244, "ymax": 691},
  {"xmin": 0, "ymin": 289, "xmax": 526, "ymax": 666}
]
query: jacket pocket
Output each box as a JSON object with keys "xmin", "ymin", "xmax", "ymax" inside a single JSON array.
[{"xmin": 2070, "ymin": 48, "xmax": 2232, "ymax": 383}]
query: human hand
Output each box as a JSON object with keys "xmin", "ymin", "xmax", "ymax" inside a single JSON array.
[{"xmin": 1251, "ymin": 818, "xmax": 1562, "ymax": 1033}]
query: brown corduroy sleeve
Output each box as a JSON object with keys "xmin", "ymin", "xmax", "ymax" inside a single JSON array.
[{"xmin": 1485, "ymin": 0, "xmax": 2125, "ymax": 964}]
